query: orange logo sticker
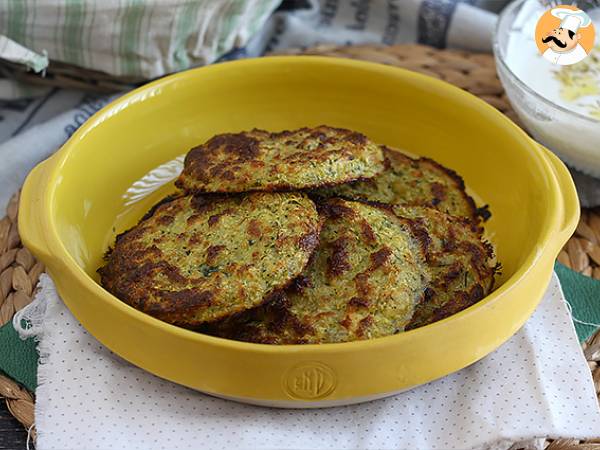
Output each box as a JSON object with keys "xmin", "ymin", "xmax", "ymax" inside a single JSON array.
[{"xmin": 535, "ymin": 5, "xmax": 595, "ymax": 65}]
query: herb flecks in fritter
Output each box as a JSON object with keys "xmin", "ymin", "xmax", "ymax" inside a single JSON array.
[
  {"xmin": 391, "ymin": 206, "xmax": 496, "ymax": 329},
  {"xmin": 98, "ymin": 192, "xmax": 321, "ymax": 327},
  {"xmin": 176, "ymin": 126, "xmax": 385, "ymax": 193},
  {"xmin": 316, "ymin": 148, "xmax": 479, "ymax": 222},
  {"xmin": 206, "ymin": 199, "xmax": 430, "ymax": 344},
  {"xmin": 101, "ymin": 126, "xmax": 498, "ymax": 341}
]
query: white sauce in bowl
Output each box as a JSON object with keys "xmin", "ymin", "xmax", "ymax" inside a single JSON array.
[{"xmin": 506, "ymin": 1, "xmax": 600, "ymax": 119}]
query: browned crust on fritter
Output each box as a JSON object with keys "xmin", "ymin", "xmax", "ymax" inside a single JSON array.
[
  {"xmin": 415, "ymin": 155, "xmax": 478, "ymax": 222},
  {"xmin": 98, "ymin": 192, "xmax": 322, "ymax": 327},
  {"xmin": 175, "ymin": 126, "xmax": 385, "ymax": 194},
  {"xmin": 205, "ymin": 198, "xmax": 430, "ymax": 344},
  {"xmin": 139, "ymin": 192, "xmax": 185, "ymax": 222},
  {"xmin": 383, "ymin": 149, "xmax": 479, "ymax": 223},
  {"xmin": 314, "ymin": 147, "xmax": 483, "ymax": 224},
  {"xmin": 390, "ymin": 206, "xmax": 496, "ymax": 330}
]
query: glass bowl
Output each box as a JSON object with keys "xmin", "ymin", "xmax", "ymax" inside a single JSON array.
[{"xmin": 493, "ymin": 0, "xmax": 600, "ymax": 177}]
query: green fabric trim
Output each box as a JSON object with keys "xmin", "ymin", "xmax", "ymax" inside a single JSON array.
[
  {"xmin": 0, "ymin": 320, "xmax": 38, "ymax": 392},
  {"xmin": 555, "ymin": 262, "xmax": 600, "ymax": 343},
  {"xmin": 27, "ymin": 0, "xmax": 35, "ymax": 50},
  {"xmin": 248, "ymin": 0, "xmax": 276, "ymax": 37},
  {"xmin": 216, "ymin": 1, "xmax": 244, "ymax": 55},
  {"xmin": 7, "ymin": 0, "xmax": 26, "ymax": 47},
  {"xmin": 111, "ymin": 0, "xmax": 125, "ymax": 75},
  {"xmin": 140, "ymin": 2, "xmax": 156, "ymax": 75},
  {"xmin": 85, "ymin": 3, "xmax": 97, "ymax": 70},
  {"xmin": 119, "ymin": 0, "xmax": 146, "ymax": 76},
  {"xmin": 63, "ymin": 1, "xmax": 86, "ymax": 68},
  {"xmin": 53, "ymin": 2, "xmax": 63, "ymax": 61},
  {"xmin": 173, "ymin": 1, "xmax": 202, "ymax": 72}
]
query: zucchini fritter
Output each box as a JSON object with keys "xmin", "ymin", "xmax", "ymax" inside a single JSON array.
[
  {"xmin": 207, "ymin": 199, "xmax": 430, "ymax": 344},
  {"xmin": 98, "ymin": 192, "xmax": 321, "ymax": 327},
  {"xmin": 391, "ymin": 206, "xmax": 496, "ymax": 329},
  {"xmin": 316, "ymin": 148, "xmax": 479, "ymax": 221},
  {"xmin": 175, "ymin": 126, "xmax": 385, "ymax": 194}
]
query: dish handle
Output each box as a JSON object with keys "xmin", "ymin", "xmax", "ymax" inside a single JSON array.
[
  {"xmin": 18, "ymin": 156, "xmax": 56, "ymax": 263},
  {"xmin": 539, "ymin": 145, "xmax": 580, "ymax": 253}
]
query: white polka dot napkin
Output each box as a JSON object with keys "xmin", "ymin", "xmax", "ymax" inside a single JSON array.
[{"xmin": 23, "ymin": 273, "xmax": 600, "ymax": 450}]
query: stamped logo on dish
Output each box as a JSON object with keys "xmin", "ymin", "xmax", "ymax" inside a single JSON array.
[{"xmin": 284, "ymin": 362, "xmax": 337, "ymax": 400}]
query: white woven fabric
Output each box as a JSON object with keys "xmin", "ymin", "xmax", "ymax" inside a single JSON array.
[
  {"xmin": 18, "ymin": 273, "xmax": 600, "ymax": 450},
  {"xmin": 0, "ymin": 0, "xmax": 281, "ymax": 79}
]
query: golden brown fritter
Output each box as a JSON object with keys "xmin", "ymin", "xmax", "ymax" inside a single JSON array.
[
  {"xmin": 316, "ymin": 148, "xmax": 480, "ymax": 222},
  {"xmin": 98, "ymin": 192, "xmax": 321, "ymax": 327},
  {"xmin": 175, "ymin": 126, "xmax": 386, "ymax": 194},
  {"xmin": 391, "ymin": 206, "xmax": 496, "ymax": 329},
  {"xmin": 206, "ymin": 198, "xmax": 430, "ymax": 344}
]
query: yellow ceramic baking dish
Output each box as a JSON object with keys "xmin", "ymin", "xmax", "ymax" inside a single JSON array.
[{"xmin": 19, "ymin": 56, "xmax": 578, "ymax": 407}]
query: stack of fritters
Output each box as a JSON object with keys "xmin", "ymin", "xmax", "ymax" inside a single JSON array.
[{"xmin": 99, "ymin": 125, "xmax": 497, "ymax": 344}]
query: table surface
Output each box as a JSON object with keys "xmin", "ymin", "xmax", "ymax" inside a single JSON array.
[{"xmin": 0, "ymin": 401, "xmax": 27, "ymax": 450}]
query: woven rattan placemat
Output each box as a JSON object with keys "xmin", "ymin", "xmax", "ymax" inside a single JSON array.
[{"xmin": 1, "ymin": 44, "xmax": 599, "ymax": 448}]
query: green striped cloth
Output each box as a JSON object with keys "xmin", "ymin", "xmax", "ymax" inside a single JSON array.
[{"xmin": 0, "ymin": 0, "xmax": 280, "ymax": 79}]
